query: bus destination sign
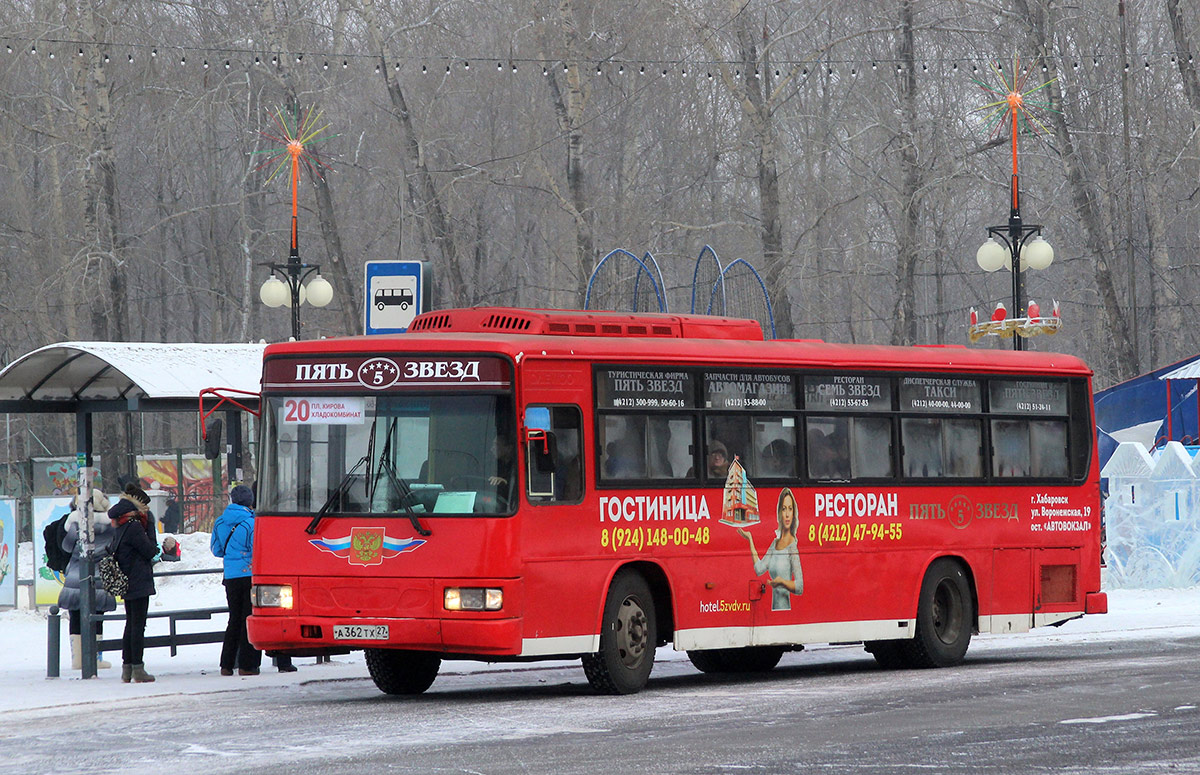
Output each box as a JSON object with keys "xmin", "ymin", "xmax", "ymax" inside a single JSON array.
[
  {"xmin": 596, "ymin": 369, "xmax": 695, "ymax": 409},
  {"xmin": 264, "ymin": 355, "xmax": 512, "ymax": 392}
]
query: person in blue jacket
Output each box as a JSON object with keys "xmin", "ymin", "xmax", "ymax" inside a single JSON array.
[{"xmin": 211, "ymin": 485, "xmax": 261, "ymax": 676}]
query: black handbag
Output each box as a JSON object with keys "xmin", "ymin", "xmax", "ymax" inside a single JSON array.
[{"xmin": 98, "ymin": 528, "xmax": 129, "ymax": 598}]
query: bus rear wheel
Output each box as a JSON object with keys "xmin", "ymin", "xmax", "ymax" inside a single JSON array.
[
  {"xmin": 903, "ymin": 558, "xmax": 973, "ymax": 668},
  {"xmin": 582, "ymin": 570, "xmax": 657, "ymax": 694},
  {"xmin": 687, "ymin": 646, "xmax": 784, "ymax": 673},
  {"xmin": 364, "ymin": 648, "xmax": 441, "ymax": 695}
]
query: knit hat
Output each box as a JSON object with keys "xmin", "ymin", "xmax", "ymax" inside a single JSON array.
[
  {"xmin": 229, "ymin": 484, "xmax": 255, "ymax": 508},
  {"xmin": 123, "ymin": 483, "xmax": 151, "ymax": 512}
]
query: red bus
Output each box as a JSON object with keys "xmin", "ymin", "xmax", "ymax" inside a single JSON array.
[{"xmin": 246, "ymin": 306, "xmax": 1107, "ymax": 695}]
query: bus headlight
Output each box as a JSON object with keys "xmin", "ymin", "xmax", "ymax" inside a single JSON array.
[
  {"xmin": 253, "ymin": 584, "xmax": 293, "ymax": 609},
  {"xmin": 444, "ymin": 587, "xmax": 503, "ymax": 611}
]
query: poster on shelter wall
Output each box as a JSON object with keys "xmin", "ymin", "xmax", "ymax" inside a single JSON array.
[
  {"xmin": 137, "ymin": 455, "xmax": 216, "ymax": 534},
  {"xmin": 33, "ymin": 496, "xmax": 73, "ymax": 606},
  {"xmin": 0, "ymin": 498, "xmax": 15, "ymax": 607},
  {"xmin": 31, "ymin": 457, "xmax": 108, "ymax": 496}
]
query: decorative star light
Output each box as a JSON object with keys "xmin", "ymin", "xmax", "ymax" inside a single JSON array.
[
  {"xmin": 253, "ymin": 104, "xmax": 336, "ymax": 187},
  {"xmin": 972, "ymin": 55, "xmax": 1058, "ymax": 144}
]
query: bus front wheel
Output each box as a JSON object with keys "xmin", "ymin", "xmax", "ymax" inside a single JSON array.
[
  {"xmin": 903, "ymin": 558, "xmax": 973, "ymax": 668},
  {"xmin": 364, "ymin": 648, "xmax": 441, "ymax": 695},
  {"xmin": 582, "ymin": 570, "xmax": 657, "ymax": 694}
]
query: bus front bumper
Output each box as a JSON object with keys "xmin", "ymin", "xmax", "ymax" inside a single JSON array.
[{"xmin": 247, "ymin": 614, "xmax": 523, "ymax": 656}]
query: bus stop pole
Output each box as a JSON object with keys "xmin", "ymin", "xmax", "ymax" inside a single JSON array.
[{"xmin": 77, "ymin": 410, "xmax": 98, "ymax": 679}]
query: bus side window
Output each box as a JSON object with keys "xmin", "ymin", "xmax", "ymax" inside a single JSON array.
[
  {"xmin": 807, "ymin": 417, "xmax": 850, "ymax": 480},
  {"xmin": 753, "ymin": 418, "xmax": 797, "ymax": 478},
  {"xmin": 1029, "ymin": 420, "xmax": 1068, "ymax": 478},
  {"xmin": 902, "ymin": 418, "xmax": 943, "ymax": 478},
  {"xmin": 601, "ymin": 415, "xmax": 648, "ymax": 480},
  {"xmin": 943, "ymin": 419, "xmax": 983, "ymax": 477},
  {"xmin": 991, "ymin": 420, "xmax": 1031, "ymax": 478},
  {"xmin": 647, "ymin": 416, "xmax": 694, "ymax": 478},
  {"xmin": 526, "ymin": 405, "xmax": 584, "ymax": 502},
  {"xmin": 705, "ymin": 416, "xmax": 750, "ymax": 482},
  {"xmin": 851, "ymin": 416, "xmax": 893, "ymax": 479}
]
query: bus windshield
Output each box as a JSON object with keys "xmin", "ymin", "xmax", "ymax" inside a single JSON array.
[{"xmin": 258, "ymin": 393, "xmax": 516, "ymax": 517}]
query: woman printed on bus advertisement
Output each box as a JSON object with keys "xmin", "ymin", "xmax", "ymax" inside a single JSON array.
[{"xmin": 737, "ymin": 487, "xmax": 804, "ymax": 611}]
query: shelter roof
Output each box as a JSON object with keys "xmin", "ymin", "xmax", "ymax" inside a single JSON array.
[
  {"xmin": 1159, "ymin": 358, "xmax": 1200, "ymax": 380},
  {"xmin": 0, "ymin": 342, "xmax": 265, "ymax": 412}
]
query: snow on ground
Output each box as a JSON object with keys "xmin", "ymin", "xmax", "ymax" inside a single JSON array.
[{"xmin": 2, "ymin": 533, "xmax": 1198, "ymax": 713}]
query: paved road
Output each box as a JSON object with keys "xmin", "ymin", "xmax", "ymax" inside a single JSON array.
[{"xmin": 7, "ymin": 635, "xmax": 1198, "ymax": 775}]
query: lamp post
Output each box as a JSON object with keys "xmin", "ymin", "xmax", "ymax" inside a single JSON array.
[
  {"xmin": 257, "ymin": 124, "xmax": 334, "ymax": 339},
  {"xmin": 971, "ymin": 61, "xmax": 1056, "ymax": 350},
  {"xmin": 975, "ymin": 207, "xmax": 1054, "ymax": 351},
  {"xmin": 259, "ymin": 249, "xmax": 333, "ymax": 340}
]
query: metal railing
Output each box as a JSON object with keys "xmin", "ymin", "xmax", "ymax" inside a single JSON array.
[{"xmin": 46, "ymin": 565, "xmax": 227, "ymax": 678}]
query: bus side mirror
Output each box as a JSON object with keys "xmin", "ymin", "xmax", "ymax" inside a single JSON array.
[{"xmin": 204, "ymin": 418, "xmax": 223, "ymax": 460}]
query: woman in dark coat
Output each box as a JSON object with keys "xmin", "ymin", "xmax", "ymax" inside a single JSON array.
[
  {"xmin": 57, "ymin": 488, "xmax": 117, "ymax": 670},
  {"xmin": 108, "ymin": 484, "xmax": 159, "ymax": 683}
]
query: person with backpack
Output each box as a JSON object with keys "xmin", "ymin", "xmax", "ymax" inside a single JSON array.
[
  {"xmin": 108, "ymin": 484, "xmax": 159, "ymax": 683},
  {"xmin": 211, "ymin": 485, "xmax": 262, "ymax": 676},
  {"xmin": 56, "ymin": 489, "xmax": 117, "ymax": 670}
]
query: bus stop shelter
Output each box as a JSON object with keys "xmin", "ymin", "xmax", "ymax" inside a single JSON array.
[{"xmin": 0, "ymin": 341, "xmax": 265, "ymax": 676}]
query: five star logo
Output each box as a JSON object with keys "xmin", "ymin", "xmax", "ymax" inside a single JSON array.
[
  {"xmin": 357, "ymin": 358, "xmax": 401, "ymax": 390},
  {"xmin": 948, "ymin": 495, "xmax": 972, "ymax": 529}
]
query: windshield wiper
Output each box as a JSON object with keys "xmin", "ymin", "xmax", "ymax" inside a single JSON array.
[
  {"xmin": 372, "ymin": 417, "xmax": 431, "ymax": 537},
  {"xmin": 305, "ymin": 454, "xmax": 369, "ymax": 535},
  {"xmin": 379, "ymin": 455, "xmax": 431, "ymax": 537}
]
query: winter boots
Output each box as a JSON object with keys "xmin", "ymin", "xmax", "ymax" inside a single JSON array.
[
  {"xmin": 69, "ymin": 634, "xmax": 112, "ymax": 670},
  {"xmin": 122, "ymin": 663, "xmax": 155, "ymax": 683}
]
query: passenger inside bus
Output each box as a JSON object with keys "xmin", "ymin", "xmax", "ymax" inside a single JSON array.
[
  {"xmin": 604, "ymin": 437, "xmax": 644, "ymax": 478},
  {"xmin": 706, "ymin": 440, "xmax": 731, "ymax": 479},
  {"xmin": 806, "ymin": 428, "xmax": 837, "ymax": 479},
  {"xmin": 759, "ymin": 438, "xmax": 796, "ymax": 477}
]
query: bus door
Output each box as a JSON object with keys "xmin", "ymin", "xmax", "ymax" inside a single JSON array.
[{"xmin": 517, "ymin": 401, "xmax": 588, "ymax": 646}]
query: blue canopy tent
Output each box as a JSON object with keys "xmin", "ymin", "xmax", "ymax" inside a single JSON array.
[{"xmin": 1094, "ymin": 354, "xmax": 1200, "ymax": 473}]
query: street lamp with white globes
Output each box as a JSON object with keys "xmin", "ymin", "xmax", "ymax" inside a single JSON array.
[
  {"xmin": 259, "ymin": 251, "xmax": 333, "ymax": 340},
  {"xmin": 975, "ymin": 220, "xmax": 1054, "ymax": 351}
]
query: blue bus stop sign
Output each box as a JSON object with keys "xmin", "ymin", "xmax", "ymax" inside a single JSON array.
[{"xmin": 364, "ymin": 261, "xmax": 428, "ymax": 334}]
